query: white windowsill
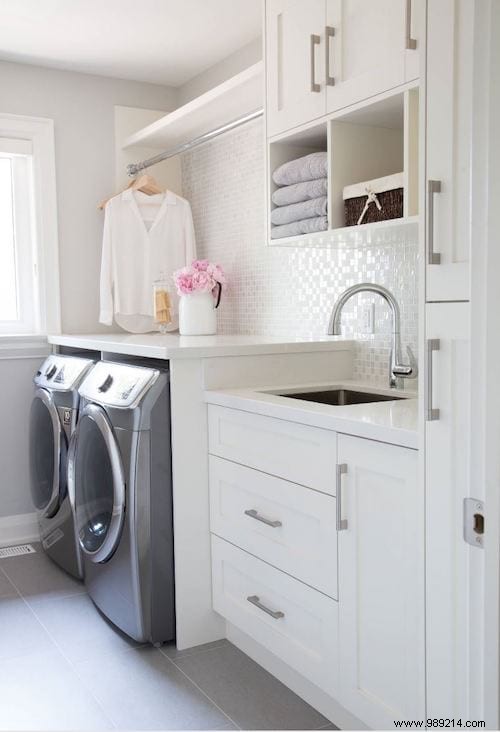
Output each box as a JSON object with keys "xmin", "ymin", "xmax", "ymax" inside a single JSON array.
[{"xmin": 0, "ymin": 334, "xmax": 50, "ymax": 359}]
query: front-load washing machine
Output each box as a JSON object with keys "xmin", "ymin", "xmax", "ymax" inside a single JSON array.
[
  {"xmin": 29, "ymin": 354, "xmax": 94, "ymax": 578},
  {"xmin": 68, "ymin": 360, "xmax": 175, "ymax": 644}
]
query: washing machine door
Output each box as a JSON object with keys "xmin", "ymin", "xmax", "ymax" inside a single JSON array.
[
  {"xmin": 29, "ymin": 388, "xmax": 67, "ymax": 518},
  {"xmin": 68, "ymin": 403, "xmax": 125, "ymax": 563}
]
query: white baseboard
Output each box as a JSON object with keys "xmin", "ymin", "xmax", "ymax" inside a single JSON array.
[
  {"xmin": 0, "ymin": 512, "xmax": 39, "ymax": 547},
  {"xmin": 227, "ymin": 623, "xmax": 367, "ymax": 731}
]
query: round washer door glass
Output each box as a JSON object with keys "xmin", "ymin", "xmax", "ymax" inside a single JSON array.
[
  {"xmin": 29, "ymin": 393, "xmax": 62, "ymax": 514},
  {"xmin": 73, "ymin": 409, "xmax": 125, "ymax": 560}
]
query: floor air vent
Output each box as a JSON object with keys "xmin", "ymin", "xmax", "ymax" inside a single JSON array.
[{"xmin": 0, "ymin": 544, "xmax": 36, "ymax": 559}]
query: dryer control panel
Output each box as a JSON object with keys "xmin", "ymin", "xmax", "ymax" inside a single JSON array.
[
  {"xmin": 34, "ymin": 355, "xmax": 94, "ymax": 392},
  {"xmin": 78, "ymin": 361, "xmax": 159, "ymax": 409}
]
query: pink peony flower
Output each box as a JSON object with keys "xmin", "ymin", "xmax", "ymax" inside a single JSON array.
[
  {"xmin": 206, "ymin": 262, "xmax": 226, "ymax": 284},
  {"xmin": 175, "ymin": 273, "xmax": 195, "ymax": 295},
  {"xmin": 191, "ymin": 270, "xmax": 213, "ymax": 292},
  {"xmin": 173, "ymin": 260, "xmax": 226, "ymax": 298}
]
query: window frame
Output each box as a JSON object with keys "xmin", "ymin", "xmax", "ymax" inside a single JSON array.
[{"xmin": 0, "ymin": 114, "xmax": 60, "ymax": 340}]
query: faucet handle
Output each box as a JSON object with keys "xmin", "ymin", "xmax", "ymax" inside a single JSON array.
[
  {"xmin": 393, "ymin": 346, "xmax": 418, "ymax": 378},
  {"xmin": 406, "ymin": 345, "xmax": 418, "ymax": 378}
]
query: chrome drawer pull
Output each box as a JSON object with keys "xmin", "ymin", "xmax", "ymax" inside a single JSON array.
[
  {"xmin": 405, "ymin": 0, "xmax": 417, "ymax": 50},
  {"xmin": 244, "ymin": 509, "xmax": 282, "ymax": 528},
  {"xmin": 336, "ymin": 463, "xmax": 348, "ymax": 531},
  {"xmin": 310, "ymin": 34, "xmax": 321, "ymax": 92},
  {"xmin": 426, "ymin": 339, "xmax": 440, "ymax": 421},
  {"xmin": 427, "ymin": 180, "xmax": 442, "ymax": 264},
  {"xmin": 247, "ymin": 595, "xmax": 285, "ymax": 620},
  {"xmin": 325, "ymin": 26, "xmax": 335, "ymax": 86}
]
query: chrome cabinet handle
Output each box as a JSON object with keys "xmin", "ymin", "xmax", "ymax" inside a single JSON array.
[
  {"xmin": 247, "ymin": 595, "xmax": 284, "ymax": 620},
  {"xmin": 310, "ymin": 34, "xmax": 321, "ymax": 92},
  {"xmin": 244, "ymin": 509, "xmax": 282, "ymax": 528},
  {"xmin": 427, "ymin": 180, "xmax": 442, "ymax": 264},
  {"xmin": 426, "ymin": 339, "xmax": 440, "ymax": 421},
  {"xmin": 405, "ymin": 0, "xmax": 417, "ymax": 50},
  {"xmin": 325, "ymin": 26, "xmax": 335, "ymax": 86},
  {"xmin": 336, "ymin": 463, "xmax": 348, "ymax": 531}
]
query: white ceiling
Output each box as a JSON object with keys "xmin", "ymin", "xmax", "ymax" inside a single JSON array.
[{"xmin": 0, "ymin": 0, "xmax": 261, "ymax": 87}]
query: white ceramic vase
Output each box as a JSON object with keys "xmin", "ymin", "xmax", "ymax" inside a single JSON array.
[{"xmin": 179, "ymin": 291, "xmax": 217, "ymax": 335}]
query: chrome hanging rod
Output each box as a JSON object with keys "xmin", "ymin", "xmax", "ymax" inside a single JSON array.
[{"xmin": 126, "ymin": 108, "xmax": 264, "ymax": 177}]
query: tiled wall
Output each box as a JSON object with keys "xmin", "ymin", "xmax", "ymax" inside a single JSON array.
[{"xmin": 182, "ymin": 118, "xmax": 418, "ymax": 387}]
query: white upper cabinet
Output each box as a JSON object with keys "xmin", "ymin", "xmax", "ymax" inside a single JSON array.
[
  {"xmin": 326, "ymin": 0, "xmax": 421, "ymax": 113},
  {"xmin": 426, "ymin": 0, "xmax": 473, "ymax": 302},
  {"xmin": 337, "ymin": 434, "xmax": 425, "ymax": 729},
  {"xmin": 265, "ymin": 0, "xmax": 326, "ymax": 138},
  {"xmin": 265, "ymin": 0, "xmax": 421, "ymax": 139}
]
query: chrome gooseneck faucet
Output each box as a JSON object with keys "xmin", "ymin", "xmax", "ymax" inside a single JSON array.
[{"xmin": 327, "ymin": 283, "xmax": 417, "ymax": 389}]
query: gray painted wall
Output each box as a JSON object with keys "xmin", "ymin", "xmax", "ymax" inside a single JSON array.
[{"xmin": 0, "ymin": 61, "xmax": 177, "ymax": 334}]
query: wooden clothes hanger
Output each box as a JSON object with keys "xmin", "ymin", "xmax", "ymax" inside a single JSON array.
[{"xmin": 98, "ymin": 173, "xmax": 165, "ymax": 210}]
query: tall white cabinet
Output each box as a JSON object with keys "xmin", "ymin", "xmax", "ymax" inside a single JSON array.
[
  {"xmin": 425, "ymin": 0, "xmax": 473, "ymax": 302},
  {"xmin": 424, "ymin": 0, "xmax": 484, "ymax": 724},
  {"xmin": 424, "ymin": 303, "xmax": 473, "ymax": 719}
]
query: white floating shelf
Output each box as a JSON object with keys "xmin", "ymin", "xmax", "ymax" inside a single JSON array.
[
  {"xmin": 123, "ymin": 62, "xmax": 263, "ymax": 151},
  {"xmin": 269, "ymin": 216, "xmax": 419, "ymax": 249}
]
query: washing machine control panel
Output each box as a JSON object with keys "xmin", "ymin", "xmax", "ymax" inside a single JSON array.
[
  {"xmin": 79, "ymin": 362, "xmax": 159, "ymax": 408},
  {"xmin": 34, "ymin": 355, "xmax": 94, "ymax": 391}
]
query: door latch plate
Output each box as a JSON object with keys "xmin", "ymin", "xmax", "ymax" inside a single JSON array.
[{"xmin": 464, "ymin": 498, "xmax": 484, "ymax": 548}]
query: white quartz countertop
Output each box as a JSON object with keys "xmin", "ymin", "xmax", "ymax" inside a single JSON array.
[
  {"xmin": 204, "ymin": 380, "xmax": 418, "ymax": 449},
  {"xmin": 47, "ymin": 333, "xmax": 354, "ymax": 360}
]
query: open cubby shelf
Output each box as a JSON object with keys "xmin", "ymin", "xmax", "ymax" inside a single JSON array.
[{"xmin": 267, "ymin": 87, "xmax": 419, "ymax": 248}]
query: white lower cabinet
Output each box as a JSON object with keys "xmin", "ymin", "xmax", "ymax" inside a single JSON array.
[
  {"xmin": 337, "ymin": 434, "xmax": 425, "ymax": 728},
  {"xmin": 211, "ymin": 535, "xmax": 339, "ymax": 695},
  {"xmin": 208, "ymin": 408, "xmax": 424, "ymax": 728}
]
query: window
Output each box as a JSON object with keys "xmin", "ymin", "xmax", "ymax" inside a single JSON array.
[
  {"xmin": 0, "ymin": 138, "xmax": 38, "ymax": 334},
  {"xmin": 0, "ymin": 114, "xmax": 60, "ymax": 338}
]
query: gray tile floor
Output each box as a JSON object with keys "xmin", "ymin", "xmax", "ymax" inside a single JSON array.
[{"xmin": 0, "ymin": 545, "xmax": 336, "ymax": 731}]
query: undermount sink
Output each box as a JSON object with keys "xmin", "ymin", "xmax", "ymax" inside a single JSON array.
[{"xmin": 276, "ymin": 388, "xmax": 407, "ymax": 406}]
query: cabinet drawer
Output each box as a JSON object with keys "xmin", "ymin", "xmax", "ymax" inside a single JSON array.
[
  {"xmin": 211, "ymin": 535, "xmax": 338, "ymax": 695},
  {"xmin": 208, "ymin": 405, "xmax": 337, "ymax": 495},
  {"xmin": 209, "ymin": 456, "xmax": 338, "ymax": 598}
]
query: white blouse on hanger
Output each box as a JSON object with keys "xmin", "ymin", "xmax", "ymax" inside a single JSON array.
[{"xmin": 99, "ymin": 189, "xmax": 196, "ymax": 333}]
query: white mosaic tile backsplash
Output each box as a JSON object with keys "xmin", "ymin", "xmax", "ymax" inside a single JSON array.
[{"xmin": 182, "ymin": 118, "xmax": 418, "ymax": 387}]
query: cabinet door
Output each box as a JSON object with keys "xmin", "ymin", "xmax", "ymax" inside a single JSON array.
[
  {"xmin": 265, "ymin": 0, "xmax": 326, "ymax": 138},
  {"xmin": 326, "ymin": 0, "xmax": 416, "ymax": 114},
  {"xmin": 426, "ymin": 0, "xmax": 473, "ymax": 301},
  {"xmin": 337, "ymin": 434, "xmax": 424, "ymax": 729},
  {"xmin": 425, "ymin": 303, "xmax": 481, "ymax": 719}
]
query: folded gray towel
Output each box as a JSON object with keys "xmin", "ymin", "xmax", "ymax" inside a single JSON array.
[
  {"xmin": 271, "ymin": 215, "xmax": 328, "ymax": 240},
  {"xmin": 272, "ymin": 152, "xmax": 328, "ymax": 186},
  {"xmin": 271, "ymin": 196, "xmax": 328, "ymax": 226},
  {"xmin": 272, "ymin": 178, "xmax": 328, "ymax": 206}
]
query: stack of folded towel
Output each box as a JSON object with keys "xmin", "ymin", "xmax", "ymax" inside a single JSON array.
[{"xmin": 271, "ymin": 152, "xmax": 328, "ymax": 239}]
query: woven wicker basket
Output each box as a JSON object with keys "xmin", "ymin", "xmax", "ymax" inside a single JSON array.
[{"xmin": 343, "ymin": 172, "xmax": 404, "ymax": 227}]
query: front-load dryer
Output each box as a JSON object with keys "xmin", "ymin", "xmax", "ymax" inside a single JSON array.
[
  {"xmin": 68, "ymin": 360, "xmax": 175, "ymax": 644},
  {"xmin": 29, "ymin": 354, "xmax": 94, "ymax": 579}
]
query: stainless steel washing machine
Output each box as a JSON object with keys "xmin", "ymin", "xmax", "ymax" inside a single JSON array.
[
  {"xmin": 68, "ymin": 360, "xmax": 175, "ymax": 644},
  {"xmin": 29, "ymin": 354, "xmax": 94, "ymax": 578}
]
